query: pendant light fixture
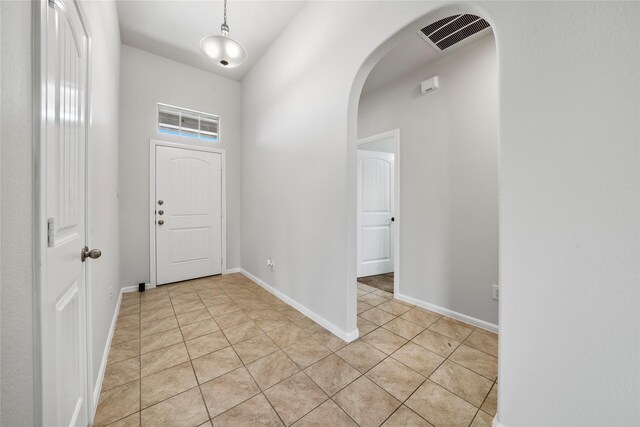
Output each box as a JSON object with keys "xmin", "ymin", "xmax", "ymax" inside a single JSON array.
[{"xmin": 200, "ymin": 0, "xmax": 247, "ymax": 68}]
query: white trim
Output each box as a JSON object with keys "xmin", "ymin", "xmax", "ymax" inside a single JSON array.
[
  {"xmin": 356, "ymin": 129, "xmax": 400, "ymax": 295},
  {"xmin": 90, "ymin": 289, "xmax": 122, "ymax": 422},
  {"xmin": 492, "ymin": 416, "xmax": 503, "ymax": 427},
  {"xmin": 223, "ymin": 268, "xmax": 241, "ymax": 274},
  {"xmin": 121, "ymin": 283, "xmax": 154, "ymax": 294},
  {"xmin": 395, "ymin": 292, "xmax": 499, "ymax": 334},
  {"xmin": 239, "ymin": 269, "xmax": 359, "ymax": 342},
  {"xmin": 149, "ymin": 139, "xmax": 227, "ymax": 286}
]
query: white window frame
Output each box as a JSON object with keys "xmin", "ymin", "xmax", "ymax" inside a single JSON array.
[{"xmin": 157, "ymin": 103, "xmax": 221, "ymax": 142}]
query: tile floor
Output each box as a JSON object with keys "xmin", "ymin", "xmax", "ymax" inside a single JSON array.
[
  {"xmin": 94, "ymin": 273, "xmax": 498, "ymax": 427},
  {"xmin": 356, "ymin": 273, "xmax": 394, "ymax": 293}
]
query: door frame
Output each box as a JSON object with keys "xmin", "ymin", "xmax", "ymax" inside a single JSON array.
[
  {"xmin": 357, "ymin": 129, "xmax": 400, "ymax": 295},
  {"xmin": 34, "ymin": 0, "xmax": 94, "ymax": 423},
  {"xmin": 149, "ymin": 139, "xmax": 227, "ymax": 287}
]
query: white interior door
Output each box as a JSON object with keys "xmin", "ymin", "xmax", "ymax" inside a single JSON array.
[
  {"xmin": 43, "ymin": 1, "xmax": 90, "ymax": 425},
  {"xmin": 155, "ymin": 146, "xmax": 223, "ymax": 284},
  {"xmin": 357, "ymin": 150, "xmax": 395, "ymax": 277}
]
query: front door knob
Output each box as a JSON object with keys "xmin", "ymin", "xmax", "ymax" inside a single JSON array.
[
  {"xmin": 158, "ymin": 219, "xmax": 165, "ymax": 225},
  {"xmin": 158, "ymin": 210, "xmax": 164, "ymax": 215},
  {"xmin": 158, "ymin": 200, "xmax": 164, "ymax": 205},
  {"xmin": 81, "ymin": 246, "xmax": 102, "ymax": 262}
]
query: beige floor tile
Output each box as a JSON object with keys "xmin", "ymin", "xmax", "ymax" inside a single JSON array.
[
  {"xmin": 232, "ymin": 334, "xmax": 280, "ymax": 364},
  {"xmin": 186, "ymin": 331, "xmax": 230, "ymax": 359},
  {"xmin": 177, "ymin": 308, "xmax": 211, "ymax": 326},
  {"xmin": 382, "ymin": 406, "xmax": 432, "ymax": 427},
  {"xmin": 366, "ymin": 358, "xmax": 425, "ymax": 401},
  {"xmin": 141, "ymin": 342, "xmax": 190, "ymax": 377},
  {"xmin": 358, "ymin": 293, "xmax": 388, "ymax": 306},
  {"xmin": 333, "ymin": 376, "xmax": 401, "ymax": 427},
  {"xmin": 362, "ymin": 328, "xmax": 407, "ymax": 355},
  {"xmin": 255, "ymin": 318, "xmax": 292, "ymax": 332},
  {"xmin": 181, "ymin": 319, "xmax": 220, "ymax": 341},
  {"xmin": 119, "ymin": 304, "xmax": 140, "ymax": 316},
  {"xmin": 104, "ymin": 412, "xmax": 139, "ymax": 427},
  {"xmin": 108, "ymin": 339, "xmax": 140, "ymax": 365},
  {"xmin": 357, "ymin": 288, "xmax": 370, "ymax": 297},
  {"xmin": 116, "ymin": 313, "xmax": 140, "ymax": 330},
  {"xmin": 481, "ymin": 382, "xmax": 497, "ymax": 416},
  {"xmin": 214, "ymin": 310, "xmax": 251, "ymax": 329},
  {"xmin": 112, "ymin": 325, "xmax": 140, "ymax": 345},
  {"xmin": 312, "ymin": 330, "xmax": 348, "ymax": 352},
  {"xmin": 200, "ymin": 367, "xmax": 261, "ymax": 418},
  {"xmin": 377, "ymin": 300, "xmax": 412, "ymax": 316},
  {"xmin": 94, "ymin": 380, "xmax": 140, "ymax": 427},
  {"xmin": 140, "ymin": 306, "xmax": 176, "ymax": 323},
  {"xmin": 448, "ymin": 345, "xmax": 498, "ymax": 380},
  {"xmin": 223, "ymin": 320, "xmax": 264, "ymax": 344},
  {"xmin": 141, "ymin": 315, "xmax": 179, "ymax": 338},
  {"xmin": 141, "ymin": 362, "xmax": 197, "ymax": 408},
  {"xmin": 211, "ymin": 393, "xmax": 283, "ymax": 427},
  {"xmin": 464, "ymin": 330, "xmax": 498, "ymax": 357},
  {"xmin": 471, "ymin": 410, "xmax": 494, "ymax": 427},
  {"xmin": 265, "ymin": 372, "xmax": 328, "ymax": 426},
  {"xmin": 336, "ymin": 341, "xmax": 386, "ymax": 374},
  {"xmin": 357, "ymin": 316, "xmax": 379, "ymax": 336},
  {"xmin": 373, "ymin": 290, "xmax": 393, "ymax": 299},
  {"xmin": 357, "ymin": 302, "xmax": 373, "ymax": 314},
  {"xmin": 141, "ymin": 387, "xmax": 209, "ymax": 427},
  {"xmin": 391, "ymin": 342, "xmax": 444, "ymax": 377},
  {"xmin": 265, "ymin": 325, "xmax": 310, "ymax": 348},
  {"xmin": 173, "ymin": 299, "xmax": 206, "ymax": 315},
  {"xmin": 292, "ymin": 399, "xmax": 357, "ymax": 427},
  {"xmin": 282, "ymin": 337, "xmax": 332, "ymax": 369},
  {"xmin": 400, "ymin": 308, "xmax": 441, "ymax": 328},
  {"xmin": 382, "ymin": 318, "xmax": 425, "ymax": 340},
  {"xmin": 406, "ymin": 381, "xmax": 477, "ymax": 427},
  {"xmin": 192, "ymin": 346, "xmax": 243, "ymax": 384},
  {"xmin": 304, "ymin": 354, "xmax": 361, "ymax": 396},
  {"xmin": 429, "ymin": 318, "xmax": 474, "ymax": 342},
  {"xmin": 140, "ymin": 298, "xmax": 172, "ymax": 313},
  {"xmin": 140, "ymin": 328, "xmax": 183, "ymax": 354},
  {"xmin": 247, "ymin": 350, "xmax": 300, "ymax": 390},
  {"xmin": 207, "ymin": 302, "xmax": 242, "ymax": 317},
  {"xmin": 412, "ymin": 329, "xmax": 461, "ymax": 357},
  {"xmin": 357, "ymin": 283, "xmax": 378, "ymax": 293},
  {"xmin": 102, "ymin": 357, "xmax": 140, "ymax": 391},
  {"xmin": 171, "ymin": 292, "xmax": 200, "ymax": 305},
  {"xmin": 430, "ymin": 361, "xmax": 493, "ymax": 407},
  {"xmin": 246, "ymin": 309, "xmax": 286, "ymax": 321},
  {"xmin": 359, "ymin": 308, "xmax": 396, "ymax": 326}
]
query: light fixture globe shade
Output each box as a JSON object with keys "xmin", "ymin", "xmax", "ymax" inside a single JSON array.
[{"xmin": 200, "ymin": 34, "xmax": 247, "ymax": 68}]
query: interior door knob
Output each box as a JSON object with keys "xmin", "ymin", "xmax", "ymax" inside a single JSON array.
[
  {"xmin": 391, "ymin": 217, "xmax": 395, "ymax": 222},
  {"xmin": 158, "ymin": 210, "xmax": 164, "ymax": 215},
  {"xmin": 158, "ymin": 200, "xmax": 164, "ymax": 205},
  {"xmin": 158, "ymin": 219, "xmax": 164, "ymax": 225},
  {"xmin": 81, "ymin": 246, "xmax": 102, "ymax": 262}
]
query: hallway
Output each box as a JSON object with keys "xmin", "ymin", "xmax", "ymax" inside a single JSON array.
[{"xmin": 95, "ymin": 274, "xmax": 497, "ymax": 426}]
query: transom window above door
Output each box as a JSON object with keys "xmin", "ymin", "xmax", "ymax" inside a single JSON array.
[{"xmin": 157, "ymin": 103, "xmax": 219, "ymax": 141}]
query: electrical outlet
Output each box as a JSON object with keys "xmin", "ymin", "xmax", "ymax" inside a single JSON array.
[
  {"xmin": 492, "ymin": 285, "xmax": 499, "ymax": 300},
  {"xmin": 266, "ymin": 258, "xmax": 275, "ymax": 271}
]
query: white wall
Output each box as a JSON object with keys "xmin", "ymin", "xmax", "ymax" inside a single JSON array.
[
  {"xmin": 358, "ymin": 35, "xmax": 498, "ymax": 326},
  {"xmin": 0, "ymin": 2, "xmax": 35, "ymax": 425},
  {"xmin": 82, "ymin": 0, "xmax": 122, "ymax": 406},
  {"xmin": 119, "ymin": 45, "xmax": 242, "ymax": 286},
  {"xmin": 242, "ymin": 1, "xmax": 639, "ymax": 425}
]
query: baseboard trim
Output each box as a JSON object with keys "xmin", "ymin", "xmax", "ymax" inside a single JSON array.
[
  {"xmin": 395, "ymin": 292, "xmax": 499, "ymax": 333},
  {"xmin": 493, "ymin": 416, "xmax": 504, "ymax": 427},
  {"xmin": 239, "ymin": 269, "xmax": 358, "ymax": 342},
  {"xmin": 121, "ymin": 283, "xmax": 154, "ymax": 293},
  {"xmin": 224, "ymin": 268, "xmax": 241, "ymax": 274},
  {"xmin": 91, "ymin": 290, "xmax": 122, "ymax": 421}
]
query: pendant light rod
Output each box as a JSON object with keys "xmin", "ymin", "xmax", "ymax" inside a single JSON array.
[{"xmin": 221, "ymin": 0, "xmax": 229, "ymax": 35}]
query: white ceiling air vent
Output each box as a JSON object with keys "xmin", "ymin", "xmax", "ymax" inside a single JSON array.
[{"xmin": 419, "ymin": 14, "xmax": 491, "ymax": 52}]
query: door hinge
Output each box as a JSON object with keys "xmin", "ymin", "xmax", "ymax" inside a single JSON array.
[{"xmin": 47, "ymin": 218, "xmax": 55, "ymax": 247}]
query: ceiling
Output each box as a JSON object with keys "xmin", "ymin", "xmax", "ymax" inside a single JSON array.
[{"xmin": 116, "ymin": 1, "xmax": 307, "ymax": 81}]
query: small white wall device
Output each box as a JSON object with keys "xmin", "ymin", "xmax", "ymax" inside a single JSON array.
[{"xmin": 421, "ymin": 76, "xmax": 439, "ymax": 94}]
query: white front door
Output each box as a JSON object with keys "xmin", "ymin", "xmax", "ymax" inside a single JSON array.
[
  {"xmin": 155, "ymin": 146, "xmax": 223, "ymax": 284},
  {"xmin": 42, "ymin": 1, "xmax": 90, "ymax": 425},
  {"xmin": 357, "ymin": 150, "xmax": 395, "ymax": 277}
]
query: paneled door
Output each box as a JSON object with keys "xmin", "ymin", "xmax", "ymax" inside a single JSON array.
[
  {"xmin": 42, "ymin": 0, "xmax": 92, "ymax": 426},
  {"xmin": 155, "ymin": 146, "xmax": 223, "ymax": 284},
  {"xmin": 357, "ymin": 150, "xmax": 395, "ymax": 277}
]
